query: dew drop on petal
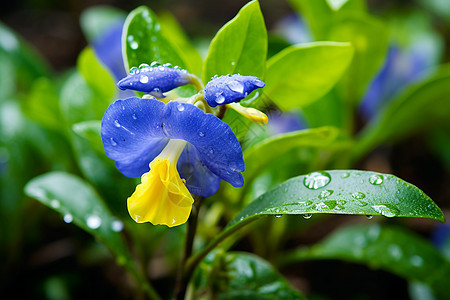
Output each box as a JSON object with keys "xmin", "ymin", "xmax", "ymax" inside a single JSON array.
[
  {"xmin": 215, "ymin": 93, "xmax": 225, "ymax": 104},
  {"xmin": 63, "ymin": 214, "xmax": 73, "ymax": 223},
  {"xmin": 114, "ymin": 120, "xmax": 121, "ymax": 127},
  {"xmin": 132, "ymin": 114, "xmax": 137, "ymax": 120},
  {"xmin": 139, "ymin": 75, "xmax": 149, "ymax": 84},
  {"xmin": 304, "ymin": 171, "xmax": 331, "ymax": 190},
  {"xmin": 177, "ymin": 103, "xmax": 185, "ymax": 111},
  {"xmin": 111, "ymin": 220, "xmax": 124, "ymax": 232},
  {"xmin": 86, "ymin": 215, "xmax": 102, "ymax": 229},
  {"xmin": 227, "ymin": 80, "xmax": 244, "ymax": 94},
  {"xmin": 369, "ymin": 174, "xmax": 384, "ymax": 185},
  {"xmin": 303, "ymin": 214, "xmax": 312, "ymax": 219},
  {"xmin": 129, "ymin": 67, "xmax": 139, "ymax": 75},
  {"xmin": 110, "ymin": 137, "xmax": 117, "ymax": 146},
  {"xmin": 139, "ymin": 63, "xmax": 149, "ymax": 69},
  {"xmin": 199, "ymin": 131, "xmax": 205, "ymax": 137}
]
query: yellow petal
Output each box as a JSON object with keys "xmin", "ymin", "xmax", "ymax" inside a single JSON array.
[
  {"xmin": 226, "ymin": 102, "xmax": 268, "ymax": 125},
  {"xmin": 127, "ymin": 158, "xmax": 194, "ymax": 227}
]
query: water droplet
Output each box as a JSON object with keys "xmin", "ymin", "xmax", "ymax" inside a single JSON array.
[
  {"xmin": 354, "ymin": 235, "xmax": 367, "ymax": 247},
  {"xmin": 365, "ymin": 215, "xmax": 373, "ymax": 220},
  {"xmin": 356, "ymin": 200, "xmax": 368, "ymax": 207},
  {"xmin": 177, "ymin": 103, "xmax": 185, "ymax": 111},
  {"xmin": 303, "ymin": 214, "xmax": 312, "ymax": 219},
  {"xmin": 139, "ymin": 63, "xmax": 149, "ymax": 69},
  {"xmin": 113, "ymin": 120, "xmax": 121, "ymax": 127},
  {"xmin": 319, "ymin": 189, "xmax": 334, "ymax": 199},
  {"xmin": 274, "ymin": 214, "xmax": 282, "ymax": 218},
  {"xmin": 231, "ymin": 61, "xmax": 236, "ymax": 66},
  {"xmin": 369, "ymin": 174, "xmax": 384, "ymax": 185},
  {"xmin": 410, "ymin": 255, "xmax": 424, "ymax": 267},
  {"xmin": 110, "ymin": 137, "xmax": 117, "ymax": 146},
  {"xmin": 199, "ymin": 131, "xmax": 205, "ymax": 137},
  {"xmin": 215, "ymin": 92, "xmax": 225, "ymax": 104},
  {"xmin": 129, "ymin": 66, "xmax": 139, "ymax": 75},
  {"xmin": 209, "ymin": 149, "xmax": 214, "ymax": 154},
  {"xmin": 372, "ymin": 204, "xmax": 400, "ymax": 218},
  {"xmin": 111, "ymin": 220, "xmax": 124, "ymax": 232},
  {"xmin": 227, "ymin": 80, "xmax": 244, "ymax": 94},
  {"xmin": 341, "ymin": 172, "xmax": 350, "ymax": 178},
  {"xmin": 86, "ymin": 215, "xmax": 102, "ymax": 229},
  {"xmin": 304, "ymin": 171, "xmax": 331, "ymax": 190},
  {"xmin": 157, "ymin": 66, "xmax": 165, "ymax": 71},
  {"xmin": 389, "ymin": 244, "xmax": 403, "ymax": 259},
  {"xmin": 171, "ymin": 219, "xmax": 176, "ymax": 225},
  {"xmin": 132, "ymin": 114, "xmax": 137, "ymax": 120},
  {"xmin": 315, "ymin": 200, "xmax": 337, "ymax": 210},
  {"xmin": 298, "ymin": 200, "xmax": 313, "ymax": 206},
  {"xmin": 63, "ymin": 214, "xmax": 73, "ymax": 223},
  {"xmin": 352, "ymin": 192, "xmax": 366, "ymax": 200},
  {"xmin": 130, "ymin": 41, "xmax": 138, "ymax": 50},
  {"xmin": 139, "ymin": 75, "xmax": 149, "ymax": 84},
  {"xmin": 50, "ymin": 199, "xmax": 60, "ymax": 209},
  {"xmin": 150, "ymin": 61, "xmax": 159, "ymax": 67}
]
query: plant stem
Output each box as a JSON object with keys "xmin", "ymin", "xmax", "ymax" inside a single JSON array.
[{"xmin": 174, "ymin": 196, "xmax": 203, "ymax": 300}]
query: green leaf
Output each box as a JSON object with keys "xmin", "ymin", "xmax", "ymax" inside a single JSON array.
[
  {"xmin": 24, "ymin": 172, "xmax": 160, "ymax": 299},
  {"xmin": 243, "ymin": 127, "xmax": 351, "ymax": 183},
  {"xmin": 231, "ymin": 170, "xmax": 444, "ymax": 226},
  {"xmin": 159, "ymin": 11, "xmax": 203, "ymax": 76},
  {"xmin": 202, "ymin": 0, "xmax": 267, "ymax": 83},
  {"xmin": 80, "ymin": 5, "xmax": 125, "ymax": 42},
  {"xmin": 195, "ymin": 251, "xmax": 306, "ymax": 299},
  {"xmin": 328, "ymin": 13, "xmax": 389, "ymax": 103},
  {"xmin": 77, "ymin": 47, "xmax": 115, "ymax": 101},
  {"xmin": 354, "ymin": 65, "xmax": 450, "ymax": 161},
  {"xmin": 326, "ymin": 0, "xmax": 349, "ymax": 11},
  {"xmin": 264, "ymin": 42, "xmax": 354, "ymax": 111},
  {"xmin": 280, "ymin": 224, "xmax": 450, "ymax": 298},
  {"xmin": 123, "ymin": 6, "xmax": 186, "ymax": 71},
  {"xmin": 72, "ymin": 120, "xmax": 103, "ymax": 152}
]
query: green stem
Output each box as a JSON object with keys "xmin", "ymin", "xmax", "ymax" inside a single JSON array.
[{"xmin": 174, "ymin": 197, "xmax": 203, "ymax": 300}]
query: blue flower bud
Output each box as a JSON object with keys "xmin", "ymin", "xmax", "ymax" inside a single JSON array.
[
  {"xmin": 204, "ymin": 74, "xmax": 265, "ymax": 107},
  {"xmin": 117, "ymin": 63, "xmax": 191, "ymax": 98}
]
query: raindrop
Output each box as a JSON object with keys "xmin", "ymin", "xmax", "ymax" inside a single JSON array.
[
  {"xmin": 298, "ymin": 200, "xmax": 313, "ymax": 206},
  {"xmin": 150, "ymin": 61, "xmax": 159, "ymax": 67},
  {"xmin": 199, "ymin": 131, "xmax": 205, "ymax": 137},
  {"xmin": 352, "ymin": 192, "xmax": 366, "ymax": 200},
  {"xmin": 139, "ymin": 63, "xmax": 149, "ymax": 69},
  {"xmin": 63, "ymin": 214, "xmax": 73, "ymax": 223},
  {"xmin": 111, "ymin": 220, "xmax": 124, "ymax": 232},
  {"xmin": 341, "ymin": 172, "xmax": 350, "ymax": 178},
  {"xmin": 227, "ymin": 80, "xmax": 244, "ymax": 94},
  {"xmin": 86, "ymin": 215, "xmax": 102, "ymax": 229},
  {"xmin": 129, "ymin": 67, "xmax": 139, "ymax": 75},
  {"xmin": 132, "ymin": 114, "xmax": 137, "ymax": 120},
  {"xmin": 113, "ymin": 120, "xmax": 121, "ymax": 127},
  {"xmin": 177, "ymin": 103, "xmax": 185, "ymax": 111},
  {"xmin": 231, "ymin": 61, "xmax": 236, "ymax": 66},
  {"xmin": 372, "ymin": 204, "xmax": 400, "ymax": 218},
  {"xmin": 157, "ymin": 66, "xmax": 165, "ymax": 71},
  {"xmin": 319, "ymin": 189, "xmax": 334, "ymax": 199},
  {"xmin": 410, "ymin": 255, "xmax": 424, "ymax": 267},
  {"xmin": 215, "ymin": 93, "xmax": 225, "ymax": 104},
  {"xmin": 365, "ymin": 215, "xmax": 373, "ymax": 220},
  {"xmin": 389, "ymin": 244, "xmax": 403, "ymax": 259},
  {"xmin": 356, "ymin": 200, "xmax": 368, "ymax": 207},
  {"xmin": 130, "ymin": 41, "xmax": 139, "ymax": 50},
  {"xmin": 139, "ymin": 75, "xmax": 149, "ymax": 84},
  {"xmin": 315, "ymin": 200, "xmax": 337, "ymax": 210},
  {"xmin": 50, "ymin": 199, "xmax": 60, "ymax": 209},
  {"xmin": 274, "ymin": 215, "xmax": 282, "ymax": 218},
  {"xmin": 304, "ymin": 171, "xmax": 331, "ymax": 190},
  {"xmin": 110, "ymin": 137, "xmax": 117, "ymax": 146},
  {"xmin": 303, "ymin": 214, "xmax": 312, "ymax": 219},
  {"xmin": 171, "ymin": 219, "xmax": 176, "ymax": 225},
  {"xmin": 369, "ymin": 174, "xmax": 384, "ymax": 185}
]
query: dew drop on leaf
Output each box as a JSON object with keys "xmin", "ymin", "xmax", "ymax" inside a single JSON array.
[
  {"xmin": 274, "ymin": 214, "xmax": 282, "ymax": 218},
  {"xmin": 372, "ymin": 204, "xmax": 400, "ymax": 218},
  {"xmin": 50, "ymin": 199, "xmax": 60, "ymax": 209},
  {"xmin": 111, "ymin": 220, "xmax": 124, "ymax": 232},
  {"xmin": 304, "ymin": 171, "xmax": 331, "ymax": 190},
  {"xmin": 352, "ymin": 192, "xmax": 366, "ymax": 200},
  {"xmin": 369, "ymin": 174, "xmax": 384, "ymax": 185},
  {"xmin": 365, "ymin": 215, "xmax": 373, "ymax": 220},
  {"xmin": 319, "ymin": 189, "xmax": 334, "ymax": 199},
  {"xmin": 86, "ymin": 215, "xmax": 102, "ymax": 229},
  {"xmin": 63, "ymin": 214, "xmax": 73, "ymax": 224},
  {"xmin": 303, "ymin": 214, "xmax": 312, "ymax": 219}
]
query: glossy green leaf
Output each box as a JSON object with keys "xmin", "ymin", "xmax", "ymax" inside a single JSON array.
[
  {"xmin": 123, "ymin": 6, "xmax": 186, "ymax": 71},
  {"xmin": 202, "ymin": 0, "xmax": 267, "ymax": 82},
  {"xmin": 77, "ymin": 47, "xmax": 115, "ymax": 101},
  {"xmin": 194, "ymin": 251, "xmax": 306, "ymax": 299},
  {"xmin": 243, "ymin": 127, "xmax": 351, "ymax": 183},
  {"xmin": 265, "ymin": 42, "xmax": 354, "ymax": 111},
  {"xmin": 80, "ymin": 5, "xmax": 125, "ymax": 42},
  {"xmin": 24, "ymin": 172, "xmax": 159, "ymax": 299},
  {"xmin": 280, "ymin": 224, "xmax": 450, "ymax": 298},
  {"xmin": 355, "ymin": 65, "xmax": 450, "ymax": 161},
  {"xmin": 328, "ymin": 13, "xmax": 389, "ymax": 103},
  {"xmin": 72, "ymin": 120, "xmax": 103, "ymax": 153},
  {"xmin": 159, "ymin": 11, "xmax": 203, "ymax": 76}
]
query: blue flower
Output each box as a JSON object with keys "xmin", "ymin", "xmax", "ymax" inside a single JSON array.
[
  {"xmin": 204, "ymin": 74, "xmax": 265, "ymax": 107},
  {"xmin": 117, "ymin": 64, "xmax": 193, "ymax": 98},
  {"xmin": 101, "ymin": 96, "xmax": 244, "ymax": 226}
]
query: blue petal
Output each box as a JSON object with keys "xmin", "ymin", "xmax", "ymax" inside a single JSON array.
[
  {"xmin": 92, "ymin": 19, "xmax": 127, "ymax": 81},
  {"xmin": 101, "ymin": 97, "xmax": 168, "ymax": 177},
  {"xmin": 204, "ymin": 74, "xmax": 265, "ymax": 107},
  {"xmin": 161, "ymin": 101, "xmax": 244, "ymax": 187},
  {"xmin": 117, "ymin": 65, "xmax": 191, "ymax": 96},
  {"xmin": 177, "ymin": 143, "xmax": 221, "ymax": 197}
]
